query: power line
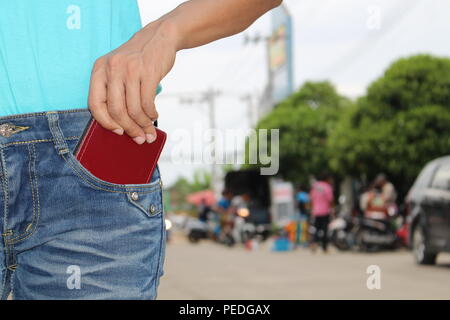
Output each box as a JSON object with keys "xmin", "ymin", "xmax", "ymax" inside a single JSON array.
[
  {"xmin": 175, "ymin": 88, "xmax": 222, "ymax": 195},
  {"xmin": 319, "ymin": 0, "xmax": 424, "ymax": 78}
]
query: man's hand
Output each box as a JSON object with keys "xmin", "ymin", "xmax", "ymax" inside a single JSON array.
[
  {"xmin": 88, "ymin": 0, "xmax": 282, "ymax": 144},
  {"xmin": 88, "ymin": 21, "xmax": 177, "ymax": 144}
]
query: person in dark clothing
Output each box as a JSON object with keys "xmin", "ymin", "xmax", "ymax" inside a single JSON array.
[{"xmin": 198, "ymin": 198, "xmax": 211, "ymax": 223}]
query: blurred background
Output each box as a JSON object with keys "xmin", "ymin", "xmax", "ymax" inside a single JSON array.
[{"xmin": 138, "ymin": 0, "xmax": 450, "ymax": 299}]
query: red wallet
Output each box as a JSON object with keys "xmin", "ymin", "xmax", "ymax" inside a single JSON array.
[{"xmin": 73, "ymin": 116, "xmax": 166, "ymax": 185}]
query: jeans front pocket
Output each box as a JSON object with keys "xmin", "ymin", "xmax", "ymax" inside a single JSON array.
[
  {"xmin": 47, "ymin": 110, "xmax": 162, "ymax": 195},
  {"xmin": 60, "ymin": 138, "xmax": 162, "ymax": 194}
]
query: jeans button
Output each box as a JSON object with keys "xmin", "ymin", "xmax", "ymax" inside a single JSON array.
[
  {"xmin": 150, "ymin": 204, "xmax": 156, "ymax": 214},
  {"xmin": 131, "ymin": 192, "xmax": 139, "ymax": 201}
]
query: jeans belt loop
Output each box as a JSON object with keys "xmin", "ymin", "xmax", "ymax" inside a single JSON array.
[{"xmin": 46, "ymin": 111, "xmax": 70, "ymax": 155}]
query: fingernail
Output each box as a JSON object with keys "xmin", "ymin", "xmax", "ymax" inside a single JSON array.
[
  {"xmin": 113, "ymin": 128, "xmax": 124, "ymax": 135},
  {"xmin": 133, "ymin": 136, "xmax": 146, "ymax": 145},
  {"xmin": 146, "ymin": 133, "xmax": 156, "ymax": 143}
]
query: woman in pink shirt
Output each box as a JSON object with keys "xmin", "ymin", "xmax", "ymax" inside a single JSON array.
[{"xmin": 310, "ymin": 173, "xmax": 334, "ymax": 253}]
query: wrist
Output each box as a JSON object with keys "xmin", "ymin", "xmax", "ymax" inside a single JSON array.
[{"xmin": 135, "ymin": 17, "xmax": 183, "ymax": 52}]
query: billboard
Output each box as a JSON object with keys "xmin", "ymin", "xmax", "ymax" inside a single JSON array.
[{"xmin": 268, "ymin": 4, "xmax": 294, "ymax": 104}]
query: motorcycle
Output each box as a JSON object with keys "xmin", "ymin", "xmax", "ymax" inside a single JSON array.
[
  {"xmin": 329, "ymin": 216, "xmax": 355, "ymax": 251},
  {"xmin": 354, "ymin": 191, "xmax": 402, "ymax": 252},
  {"xmin": 329, "ymin": 195, "xmax": 355, "ymax": 251},
  {"xmin": 186, "ymin": 210, "xmax": 221, "ymax": 244}
]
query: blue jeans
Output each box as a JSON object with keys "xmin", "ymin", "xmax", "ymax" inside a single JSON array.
[{"xmin": 0, "ymin": 109, "xmax": 166, "ymax": 299}]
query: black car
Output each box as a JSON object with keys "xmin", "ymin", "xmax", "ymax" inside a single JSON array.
[{"xmin": 405, "ymin": 156, "xmax": 450, "ymax": 265}]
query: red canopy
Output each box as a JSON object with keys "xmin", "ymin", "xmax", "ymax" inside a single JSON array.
[{"xmin": 186, "ymin": 190, "xmax": 216, "ymax": 206}]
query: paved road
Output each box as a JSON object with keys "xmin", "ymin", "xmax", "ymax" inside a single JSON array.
[{"xmin": 157, "ymin": 234, "xmax": 450, "ymax": 300}]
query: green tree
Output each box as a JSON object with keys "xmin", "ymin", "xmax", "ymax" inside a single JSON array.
[
  {"xmin": 168, "ymin": 169, "xmax": 211, "ymax": 212},
  {"xmin": 329, "ymin": 54, "xmax": 450, "ymax": 194},
  {"xmin": 247, "ymin": 81, "xmax": 351, "ymax": 184}
]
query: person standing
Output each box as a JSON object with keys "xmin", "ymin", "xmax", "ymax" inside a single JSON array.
[
  {"xmin": 295, "ymin": 185, "xmax": 310, "ymax": 217},
  {"xmin": 295, "ymin": 185, "xmax": 311, "ymax": 246},
  {"xmin": 0, "ymin": 0, "xmax": 282, "ymax": 300},
  {"xmin": 310, "ymin": 173, "xmax": 334, "ymax": 253}
]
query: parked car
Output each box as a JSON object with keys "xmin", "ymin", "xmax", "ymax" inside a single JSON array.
[{"xmin": 405, "ymin": 156, "xmax": 450, "ymax": 265}]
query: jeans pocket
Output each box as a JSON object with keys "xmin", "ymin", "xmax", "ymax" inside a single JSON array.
[
  {"xmin": 126, "ymin": 186, "xmax": 163, "ymax": 218},
  {"xmin": 60, "ymin": 143, "xmax": 162, "ymax": 194}
]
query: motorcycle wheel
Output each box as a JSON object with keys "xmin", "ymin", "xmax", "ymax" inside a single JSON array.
[
  {"xmin": 331, "ymin": 231, "xmax": 350, "ymax": 251},
  {"xmin": 354, "ymin": 229, "xmax": 372, "ymax": 252},
  {"xmin": 222, "ymin": 234, "xmax": 235, "ymax": 247},
  {"xmin": 188, "ymin": 233, "xmax": 200, "ymax": 244}
]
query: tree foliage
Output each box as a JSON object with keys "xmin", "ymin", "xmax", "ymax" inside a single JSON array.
[
  {"xmin": 250, "ymin": 55, "xmax": 450, "ymax": 196},
  {"xmin": 329, "ymin": 54, "xmax": 450, "ymax": 192},
  {"xmin": 168, "ymin": 169, "xmax": 211, "ymax": 212},
  {"xmin": 249, "ymin": 81, "xmax": 351, "ymax": 184}
]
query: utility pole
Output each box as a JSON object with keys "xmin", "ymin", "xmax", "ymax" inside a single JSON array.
[
  {"xmin": 243, "ymin": 33, "xmax": 274, "ymax": 117},
  {"xmin": 177, "ymin": 88, "xmax": 221, "ymax": 195},
  {"xmin": 202, "ymin": 88, "xmax": 221, "ymax": 196},
  {"xmin": 241, "ymin": 93, "xmax": 257, "ymax": 128},
  {"xmin": 243, "ymin": 2, "xmax": 294, "ymax": 116}
]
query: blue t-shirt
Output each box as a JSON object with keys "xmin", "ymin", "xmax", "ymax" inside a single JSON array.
[
  {"xmin": 296, "ymin": 191, "xmax": 310, "ymax": 204},
  {"xmin": 217, "ymin": 198, "xmax": 231, "ymax": 210},
  {"xmin": 0, "ymin": 0, "xmax": 161, "ymax": 117}
]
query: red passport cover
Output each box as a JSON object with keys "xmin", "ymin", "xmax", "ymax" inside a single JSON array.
[{"xmin": 73, "ymin": 116, "xmax": 166, "ymax": 185}]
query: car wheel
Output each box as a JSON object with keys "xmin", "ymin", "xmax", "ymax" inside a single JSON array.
[{"xmin": 412, "ymin": 225, "xmax": 437, "ymax": 265}]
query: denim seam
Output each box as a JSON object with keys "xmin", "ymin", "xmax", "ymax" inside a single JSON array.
[
  {"xmin": 150, "ymin": 188, "xmax": 165, "ymax": 299},
  {"xmin": 126, "ymin": 193, "xmax": 162, "ymax": 218},
  {"xmin": 7, "ymin": 242, "xmax": 16, "ymax": 271},
  {"xmin": 9, "ymin": 265, "xmax": 14, "ymax": 300},
  {"xmin": 0, "ymin": 108, "xmax": 89, "ymax": 121},
  {"xmin": 3, "ymin": 136, "xmax": 80, "ymax": 147},
  {"xmin": 0, "ymin": 147, "xmax": 10, "ymax": 244},
  {"xmin": 0, "ymin": 270, "xmax": 6, "ymax": 299},
  {"xmin": 8, "ymin": 143, "xmax": 41, "ymax": 244},
  {"xmin": 1, "ymin": 241, "xmax": 10, "ymax": 299},
  {"xmin": 0, "ymin": 146, "xmax": 9, "ymax": 299},
  {"xmin": 62, "ymin": 153, "xmax": 161, "ymax": 194},
  {"xmin": 5, "ymin": 145, "xmax": 37, "ymax": 243}
]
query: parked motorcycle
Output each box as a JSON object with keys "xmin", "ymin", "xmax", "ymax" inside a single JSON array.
[
  {"xmin": 186, "ymin": 210, "xmax": 221, "ymax": 244},
  {"xmin": 329, "ymin": 216, "xmax": 355, "ymax": 251},
  {"xmin": 329, "ymin": 195, "xmax": 355, "ymax": 251},
  {"xmin": 354, "ymin": 191, "xmax": 402, "ymax": 252},
  {"xmin": 329, "ymin": 192, "xmax": 403, "ymax": 252}
]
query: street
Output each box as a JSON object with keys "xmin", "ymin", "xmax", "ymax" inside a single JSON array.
[{"xmin": 158, "ymin": 235, "xmax": 450, "ymax": 300}]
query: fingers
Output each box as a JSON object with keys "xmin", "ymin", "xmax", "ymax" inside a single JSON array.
[
  {"xmin": 140, "ymin": 76, "xmax": 160, "ymax": 143},
  {"xmin": 126, "ymin": 80, "xmax": 157, "ymax": 144},
  {"xmin": 141, "ymin": 76, "xmax": 159, "ymax": 120},
  {"xmin": 89, "ymin": 55, "xmax": 160, "ymax": 145},
  {"xmin": 88, "ymin": 66, "xmax": 124, "ymax": 135},
  {"xmin": 107, "ymin": 78, "xmax": 148, "ymax": 144}
]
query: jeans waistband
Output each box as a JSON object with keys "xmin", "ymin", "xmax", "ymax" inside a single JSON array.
[
  {"xmin": 0, "ymin": 108, "xmax": 163, "ymax": 194},
  {"xmin": 0, "ymin": 108, "xmax": 91, "ymax": 146}
]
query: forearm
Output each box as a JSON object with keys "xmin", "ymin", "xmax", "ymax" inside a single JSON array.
[
  {"xmin": 137, "ymin": 0, "xmax": 282, "ymax": 51},
  {"xmin": 88, "ymin": 0, "xmax": 282, "ymax": 142}
]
